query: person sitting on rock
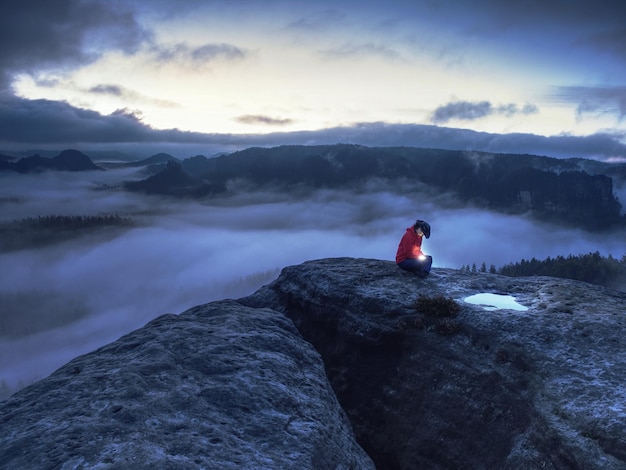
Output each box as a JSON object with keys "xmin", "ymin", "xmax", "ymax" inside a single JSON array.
[{"xmin": 396, "ymin": 219, "xmax": 432, "ymax": 278}]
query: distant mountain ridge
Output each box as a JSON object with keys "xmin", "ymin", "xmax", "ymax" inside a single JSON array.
[
  {"xmin": 125, "ymin": 144, "xmax": 626, "ymax": 229},
  {"xmin": 124, "ymin": 153, "xmax": 179, "ymax": 167},
  {"xmin": 0, "ymin": 149, "xmax": 103, "ymax": 173},
  {"xmin": 124, "ymin": 160, "xmax": 221, "ymax": 197},
  {"xmin": 3, "ymin": 144, "xmax": 625, "ymax": 229},
  {"xmin": 0, "ymin": 149, "xmax": 144, "ymax": 162}
]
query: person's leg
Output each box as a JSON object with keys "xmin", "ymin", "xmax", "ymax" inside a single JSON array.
[
  {"xmin": 398, "ymin": 258, "xmax": 422, "ymax": 273},
  {"xmin": 420, "ymin": 255, "xmax": 432, "ymax": 275},
  {"xmin": 398, "ymin": 256, "xmax": 432, "ymax": 277}
]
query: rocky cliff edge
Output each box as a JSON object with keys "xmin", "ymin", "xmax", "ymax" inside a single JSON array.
[{"xmin": 1, "ymin": 258, "xmax": 625, "ymax": 469}]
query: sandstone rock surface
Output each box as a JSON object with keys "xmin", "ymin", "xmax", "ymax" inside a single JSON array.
[
  {"xmin": 241, "ymin": 258, "xmax": 626, "ymax": 470},
  {"xmin": 0, "ymin": 300, "xmax": 374, "ymax": 469},
  {"xmin": 2, "ymin": 257, "xmax": 625, "ymax": 469}
]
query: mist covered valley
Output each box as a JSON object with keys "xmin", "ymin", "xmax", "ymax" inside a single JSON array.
[{"xmin": 1, "ymin": 162, "xmax": 626, "ymax": 398}]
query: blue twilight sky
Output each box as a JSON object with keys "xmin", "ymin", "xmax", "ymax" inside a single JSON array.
[{"xmin": 1, "ymin": 0, "xmax": 626, "ymax": 160}]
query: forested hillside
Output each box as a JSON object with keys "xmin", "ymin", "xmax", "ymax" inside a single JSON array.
[
  {"xmin": 0, "ymin": 215, "xmax": 134, "ymax": 252},
  {"xmin": 125, "ymin": 144, "xmax": 626, "ymax": 230},
  {"xmin": 464, "ymin": 252, "xmax": 626, "ymax": 292}
]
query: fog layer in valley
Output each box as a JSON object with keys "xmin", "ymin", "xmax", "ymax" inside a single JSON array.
[{"xmin": 1, "ymin": 168, "xmax": 625, "ymax": 397}]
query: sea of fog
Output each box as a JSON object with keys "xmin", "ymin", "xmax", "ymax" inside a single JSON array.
[{"xmin": 1, "ymin": 168, "xmax": 625, "ymax": 397}]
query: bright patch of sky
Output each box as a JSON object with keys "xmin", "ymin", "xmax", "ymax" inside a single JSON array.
[
  {"xmin": 5, "ymin": 2, "xmax": 615, "ymax": 134},
  {"xmin": 3, "ymin": 0, "xmax": 626, "ymax": 156}
]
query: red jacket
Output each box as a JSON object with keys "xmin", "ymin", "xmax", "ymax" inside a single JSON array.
[{"xmin": 395, "ymin": 227, "xmax": 423, "ymax": 264}]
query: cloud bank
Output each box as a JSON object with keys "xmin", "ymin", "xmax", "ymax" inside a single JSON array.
[
  {"xmin": 551, "ymin": 86, "xmax": 626, "ymax": 120},
  {"xmin": 0, "ymin": 0, "xmax": 149, "ymax": 91},
  {"xmin": 1, "ymin": 167, "xmax": 625, "ymax": 397},
  {"xmin": 2, "ymin": 97, "xmax": 626, "ymax": 162}
]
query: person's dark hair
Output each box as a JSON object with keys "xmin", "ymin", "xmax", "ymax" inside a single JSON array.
[{"xmin": 414, "ymin": 220, "xmax": 431, "ymax": 238}]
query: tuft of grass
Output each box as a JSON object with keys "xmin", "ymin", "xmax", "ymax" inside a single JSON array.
[
  {"xmin": 436, "ymin": 318, "xmax": 461, "ymax": 335},
  {"xmin": 413, "ymin": 294, "xmax": 462, "ymax": 336},
  {"xmin": 415, "ymin": 294, "xmax": 460, "ymax": 318}
]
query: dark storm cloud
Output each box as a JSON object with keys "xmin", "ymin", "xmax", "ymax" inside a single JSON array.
[
  {"xmin": 0, "ymin": 0, "xmax": 150, "ymax": 91},
  {"xmin": 234, "ymin": 115, "xmax": 294, "ymax": 126},
  {"xmin": 586, "ymin": 27, "xmax": 626, "ymax": 62},
  {"xmin": 2, "ymin": 97, "xmax": 624, "ymax": 161},
  {"xmin": 0, "ymin": 97, "xmax": 145, "ymax": 143},
  {"xmin": 253, "ymin": 122, "xmax": 626, "ymax": 161},
  {"xmin": 0, "ymin": 96, "xmax": 202, "ymax": 144},
  {"xmin": 431, "ymin": 100, "xmax": 539, "ymax": 124},
  {"xmin": 458, "ymin": 0, "xmax": 626, "ymax": 68},
  {"xmin": 551, "ymin": 86, "xmax": 626, "ymax": 120}
]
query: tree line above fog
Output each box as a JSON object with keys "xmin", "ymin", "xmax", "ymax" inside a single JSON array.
[
  {"xmin": 0, "ymin": 215, "xmax": 133, "ymax": 252},
  {"xmin": 499, "ymin": 251, "xmax": 626, "ymax": 292},
  {"xmin": 463, "ymin": 251, "xmax": 626, "ymax": 293},
  {"xmin": 3, "ymin": 144, "xmax": 626, "ymax": 229}
]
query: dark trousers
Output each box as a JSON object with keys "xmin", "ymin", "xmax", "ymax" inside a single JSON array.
[{"xmin": 398, "ymin": 255, "xmax": 432, "ymax": 278}]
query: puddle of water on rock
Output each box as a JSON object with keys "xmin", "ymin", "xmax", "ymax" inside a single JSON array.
[{"xmin": 463, "ymin": 293, "xmax": 528, "ymax": 311}]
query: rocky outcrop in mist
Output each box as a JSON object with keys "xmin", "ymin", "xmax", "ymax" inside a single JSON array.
[
  {"xmin": 1, "ymin": 258, "xmax": 625, "ymax": 469},
  {"xmin": 123, "ymin": 160, "xmax": 223, "ymax": 196},
  {"xmin": 3, "ymin": 144, "xmax": 623, "ymax": 228},
  {"xmin": 126, "ymin": 144, "xmax": 626, "ymax": 229},
  {"xmin": 0, "ymin": 149, "xmax": 103, "ymax": 173}
]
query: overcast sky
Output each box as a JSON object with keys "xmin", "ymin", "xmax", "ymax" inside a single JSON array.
[{"xmin": 0, "ymin": 0, "xmax": 625, "ymax": 159}]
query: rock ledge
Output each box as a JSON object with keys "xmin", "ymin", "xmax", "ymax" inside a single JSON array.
[{"xmin": 2, "ymin": 257, "xmax": 625, "ymax": 470}]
